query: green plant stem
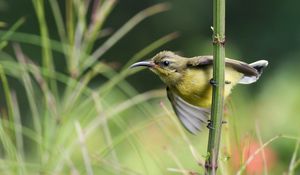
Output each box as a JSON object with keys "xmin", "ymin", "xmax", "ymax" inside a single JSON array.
[
  {"xmin": 205, "ymin": 0, "xmax": 226, "ymax": 174},
  {"xmin": 32, "ymin": 0, "xmax": 58, "ymax": 98},
  {"xmin": 0, "ymin": 65, "xmax": 14, "ymax": 121},
  {"xmin": 66, "ymin": 0, "xmax": 74, "ymax": 46}
]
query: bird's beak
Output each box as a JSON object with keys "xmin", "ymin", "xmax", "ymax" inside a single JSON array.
[{"xmin": 129, "ymin": 61, "xmax": 155, "ymax": 69}]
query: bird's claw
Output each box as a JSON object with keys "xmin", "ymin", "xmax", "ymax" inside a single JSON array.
[
  {"xmin": 207, "ymin": 120, "xmax": 227, "ymax": 130},
  {"xmin": 209, "ymin": 79, "xmax": 217, "ymax": 86},
  {"xmin": 207, "ymin": 122, "xmax": 214, "ymax": 130},
  {"xmin": 210, "ymin": 79, "xmax": 231, "ymax": 86},
  {"xmin": 205, "ymin": 162, "xmax": 218, "ymax": 170},
  {"xmin": 225, "ymin": 80, "xmax": 231, "ymax": 84},
  {"xmin": 222, "ymin": 120, "xmax": 227, "ymax": 124}
]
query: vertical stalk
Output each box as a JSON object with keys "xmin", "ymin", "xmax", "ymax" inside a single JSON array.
[
  {"xmin": 66, "ymin": 0, "xmax": 74, "ymax": 46},
  {"xmin": 205, "ymin": 0, "xmax": 226, "ymax": 174},
  {"xmin": 32, "ymin": 0, "xmax": 57, "ymax": 96}
]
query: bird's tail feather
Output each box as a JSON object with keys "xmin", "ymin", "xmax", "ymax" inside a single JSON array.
[{"xmin": 239, "ymin": 60, "xmax": 268, "ymax": 84}]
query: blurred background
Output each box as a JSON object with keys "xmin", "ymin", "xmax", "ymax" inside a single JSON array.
[{"xmin": 0, "ymin": 0, "xmax": 300, "ymax": 174}]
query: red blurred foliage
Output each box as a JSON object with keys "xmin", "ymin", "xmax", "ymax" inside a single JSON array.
[{"xmin": 231, "ymin": 136, "xmax": 277, "ymax": 174}]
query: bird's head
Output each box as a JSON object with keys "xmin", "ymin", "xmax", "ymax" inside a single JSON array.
[{"xmin": 130, "ymin": 51, "xmax": 187, "ymax": 85}]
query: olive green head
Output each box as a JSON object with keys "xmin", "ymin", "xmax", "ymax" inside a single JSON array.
[{"xmin": 130, "ymin": 51, "xmax": 188, "ymax": 85}]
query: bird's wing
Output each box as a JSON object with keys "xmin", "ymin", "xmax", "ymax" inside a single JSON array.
[
  {"xmin": 166, "ymin": 87, "xmax": 210, "ymax": 134},
  {"xmin": 187, "ymin": 56, "xmax": 259, "ymax": 77}
]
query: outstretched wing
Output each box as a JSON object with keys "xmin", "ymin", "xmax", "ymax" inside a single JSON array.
[
  {"xmin": 187, "ymin": 56, "xmax": 268, "ymax": 84},
  {"xmin": 187, "ymin": 56, "xmax": 259, "ymax": 77},
  {"xmin": 166, "ymin": 87, "xmax": 210, "ymax": 134}
]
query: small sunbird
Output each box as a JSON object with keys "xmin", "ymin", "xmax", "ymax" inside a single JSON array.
[{"xmin": 130, "ymin": 51, "xmax": 268, "ymax": 134}]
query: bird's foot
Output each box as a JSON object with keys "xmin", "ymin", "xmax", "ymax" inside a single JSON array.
[
  {"xmin": 210, "ymin": 79, "xmax": 231, "ymax": 86},
  {"xmin": 205, "ymin": 162, "xmax": 218, "ymax": 170},
  {"xmin": 207, "ymin": 120, "xmax": 227, "ymax": 130},
  {"xmin": 209, "ymin": 79, "xmax": 217, "ymax": 86},
  {"xmin": 225, "ymin": 80, "xmax": 231, "ymax": 84},
  {"xmin": 207, "ymin": 121, "xmax": 214, "ymax": 130}
]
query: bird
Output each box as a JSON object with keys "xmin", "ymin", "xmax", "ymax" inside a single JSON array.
[{"xmin": 130, "ymin": 51, "xmax": 268, "ymax": 134}]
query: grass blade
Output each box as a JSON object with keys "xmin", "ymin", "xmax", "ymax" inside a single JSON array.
[
  {"xmin": 11, "ymin": 91, "xmax": 28, "ymax": 175},
  {"xmin": 83, "ymin": 0, "xmax": 117, "ymax": 54},
  {"xmin": 32, "ymin": 0, "xmax": 57, "ymax": 96},
  {"xmin": 13, "ymin": 44, "xmax": 42, "ymax": 135},
  {"xmin": 0, "ymin": 65, "xmax": 14, "ymax": 121},
  {"xmin": 0, "ymin": 118, "xmax": 17, "ymax": 163},
  {"xmin": 236, "ymin": 135, "xmax": 280, "ymax": 175},
  {"xmin": 0, "ymin": 17, "xmax": 25, "ymax": 50},
  {"xmin": 99, "ymin": 32, "xmax": 178, "ymax": 94},
  {"xmin": 288, "ymin": 139, "xmax": 300, "ymax": 175},
  {"xmin": 75, "ymin": 121, "xmax": 94, "ymax": 175},
  {"xmin": 255, "ymin": 121, "xmax": 268, "ymax": 175},
  {"xmin": 92, "ymin": 92, "xmax": 120, "ymax": 174},
  {"xmin": 81, "ymin": 3, "xmax": 171, "ymax": 71}
]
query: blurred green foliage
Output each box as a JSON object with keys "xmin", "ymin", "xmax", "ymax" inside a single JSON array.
[{"xmin": 0, "ymin": 0, "xmax": 300, "ymax": 174}]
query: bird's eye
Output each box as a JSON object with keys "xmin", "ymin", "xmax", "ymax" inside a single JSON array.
[{"xmin": 162, "ymin": 60, "xmax": 170, "ymax": 67}]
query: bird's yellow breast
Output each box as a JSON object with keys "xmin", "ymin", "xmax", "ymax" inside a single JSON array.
[{"xmin": 171, "ymin": 66, "xmax": 243, "ymax": 108}]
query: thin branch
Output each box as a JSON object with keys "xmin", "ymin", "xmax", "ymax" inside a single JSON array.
[{"xmin": 205, "ymin": 0, "xmax": 226, "ymax": 174}]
